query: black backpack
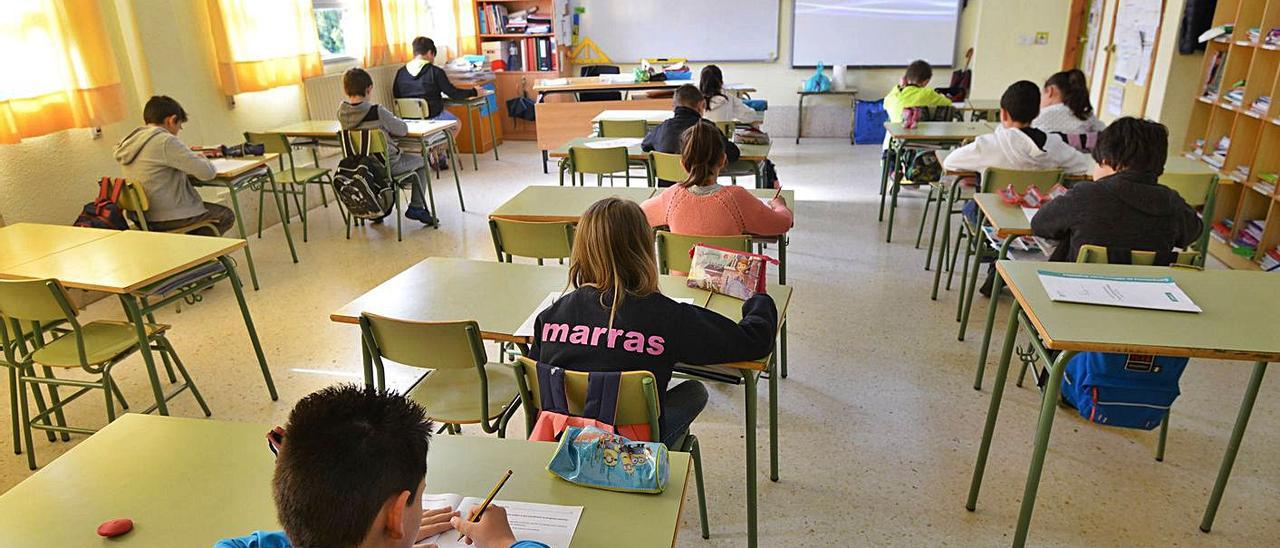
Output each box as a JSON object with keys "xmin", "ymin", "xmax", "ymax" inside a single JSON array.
[
  {"xmin": 74, "ymin": 177, "xmax": 129, "ymax": 230},
  {"xmin": 333, "ymin": 129, "xmax": 395, "ymax": 221}
]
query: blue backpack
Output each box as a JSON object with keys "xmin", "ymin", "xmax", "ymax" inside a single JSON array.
[
  {"xmin": 1061, "ymin": 352, "xmax": 1188, "ymax": 430},
  {"xmin": 854, "ymin": 99, "xmax": 888, "ymax": 144}
]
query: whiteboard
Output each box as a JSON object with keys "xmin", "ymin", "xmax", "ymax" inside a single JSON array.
[
  {"xmin": 792, "ymin": 0, "xmax": 961, "ymax": 67},
  {"xmin": 574, "ymin": 0, "xmax": 780, "ymax": 62}
]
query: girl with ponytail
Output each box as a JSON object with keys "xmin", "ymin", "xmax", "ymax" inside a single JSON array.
[
  {"xmin": 1033, "ymin": 69, "xmax": 1107, "ymax": 134},
  {"xmin": 699, "ymin": 65, "xmax": 763, "ymax": 124},
  {"xmin": 640, "ymin": 122, "xmax": 792, "ymax": 237}
]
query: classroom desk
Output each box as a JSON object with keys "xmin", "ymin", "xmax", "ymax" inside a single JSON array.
[
  {"xmin": 879, "ymin": 122, "xmax": 995, "ymax": 243},
  {"xmin": 591, "ymin": 109, "xmax": 674, "ymax": 125},
  {"xmin": 271, "ymin": 118, "xmax": 466, "ymax": 212},
  {"xmin": 795, "ymin": 89, "xmax": 859, "ymax": 144},
  {"xmin": 952, "ymin": 99, "xmax": 1001, "ymax": 121},
  {"xmin": 330, "ymin": 257, "xmax": 790, "ymax": 548},
  {"xmin": 0, "ymin": 227, "xmax": 277, "ymax": 413},
  {"xmin": 532, "ymin": 77, "xmax": 754, "ymax": 101},
  {"xmin": 0, "ymin": 414, "xmax": 691, "ymax": 548},
  {"xmin": 550, "ymin": 136, "xmax": 773, "ymax": 188},
  {"xmin": 966, "ymin": 261, "xmax": 1280, "ymax": 547},
  {"xmin": 446, "ymin": 89, "xmax": 499, "ymax": 170},
  {"xmin": 0, "ymin": 223, "xmax": 116, "ymax": 271},
  {"xmin": 191, "ymin": 154, "xmax": 292, "ymax": 291}
]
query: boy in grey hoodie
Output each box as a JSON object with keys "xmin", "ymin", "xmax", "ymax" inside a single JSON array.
[
  {"xmin": 113, "ymin": 96, "xmax": 233, "ymax": 235},
  {"xmin": 338, "ymin": 68, "xmax": 435, "ymax": 225}
]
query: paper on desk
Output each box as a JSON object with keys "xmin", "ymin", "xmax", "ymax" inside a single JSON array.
[
  {"xmin": 516, "ymin": 291, "xmax": 694, "ymax": 338},
  {"xmin": 419, "ymin": 493, "xmax": 582, "ymax": 548},
  {"xmin": 210, "ymin": 158, "xmax": 259, "ymax": 174},
  {"xmin": 405, "ymin": 120, "xmax": 444, "ymax": 133},
  {"xmin": 1037, "ymin": 270, "xmax": 1202, "ymax": 313},
  {"xmin": 583, "ymin": 138, "xmax": 642, "ymax": 149},
  {"xmin": 1022, "ymin": 207, "xmax": 1038, "ymax": 223},
  {"xmin": 540, "ymin": 77, "xmax": 570, "ymax": 86}
]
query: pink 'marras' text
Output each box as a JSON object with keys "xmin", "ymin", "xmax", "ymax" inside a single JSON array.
[{"xmin": 541, "ymin": 323, "xmax": 666, "ymax": 355}]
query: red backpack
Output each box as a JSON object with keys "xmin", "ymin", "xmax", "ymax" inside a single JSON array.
[{"xmin": 74, "ymin": 177, "xmax": 129, "ymax": 230}]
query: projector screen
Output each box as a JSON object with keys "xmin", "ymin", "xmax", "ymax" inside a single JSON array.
[{"xmin": 792, "ymin": 0, "xmax": 962, "ymax": 67}]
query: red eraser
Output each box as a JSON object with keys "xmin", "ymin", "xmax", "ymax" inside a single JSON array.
[{"xmin": 97, "ymin": 518, "xmax": 133, "ymax": 538}]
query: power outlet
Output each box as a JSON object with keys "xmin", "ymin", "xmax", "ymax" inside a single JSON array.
[
  {"xmin": 1017, "ymin": 35, "xmax": 1034, "ymax": 46},
  {"xmin": 90, "ymin": 127, "xmax": 103, "ymax": 140}
]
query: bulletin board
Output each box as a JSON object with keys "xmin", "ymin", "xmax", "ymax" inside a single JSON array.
[{"xmin": 1100, "ymin": 0, "xmax": 1166, "ymax": 120}]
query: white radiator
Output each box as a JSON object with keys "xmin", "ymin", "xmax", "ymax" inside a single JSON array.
[{"xmin": 302, "ymin": 64, "xmax": 400, "ymax": 119}]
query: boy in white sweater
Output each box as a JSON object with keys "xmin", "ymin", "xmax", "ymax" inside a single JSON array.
[{"xmin": 943, "ymin": 80, "xmax": 1095, "ymax": 176}]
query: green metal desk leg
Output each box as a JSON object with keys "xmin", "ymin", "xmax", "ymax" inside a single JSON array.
[
  {"xmin": 743, "ymin": 369, "xmax": 759, "ymax": 548},
  {"xmin": 1156, "ymin": 414, "xmax": 1169, "ymax": 462},
  {"xmin": 777, "ymin": 235, "xmax": 787, "ymax": 285},
  {"xmin": 421, "ymin": 161, "xmax": 439, "ymax": 227},
  {"xmin": 486, "ymin": 101, "xmax": 499, "ymax": 161},
  {"xmin": 1011, "ymin": 349, "xmax": 1076, "ymax": 548},
  {"xmin": 222, "ymin": 184, "xmax": 261, "ymax": 291},
  {"xmin": 119, "ymin": 295, "xmax": 169, "ymax": 416},
  {"xmin": 885, "ymin": 173, "xmax": 901, "ymax": 242},
  {"xmin": 924, "ymin": 183, "xmax": 946, "ymax": 269},
  {"xmin": 263, "ymin": 171, "xmax": 299, "ymax": 264},
  {"xmin": 219, "ymin": 256, "xmax": 277, "ymax": 401},
  {"xmin": 1199, "ymin": 361, "xmax": 1268, "ymax": 533},
  {"xmin": 960, "ymin": 235, "xmax": 1012, "ymax": 341},
  {"xmin": 931, "ymin": 182, "xmax": 959, "ymax": 300},
  {"xmin": 914, "ymin": 184, "xmax": 934, "ymax": 249},
  {"xmin": 966, "ymin": 304, "xmax": 1021, "ymax": 511},
  {"xmin": 467, "ymin": 103, "xmax": 480, "ymax": 170},
  {"xmin": 973, "ymin": 240, "xmax": 1014, "ymax": 387},
  {"xmin": 445, "ymin": 131, "xmax": 465, "ymax": 211},
  {"xmin": 769, "ymin": 357, "xmax": 779, "ymax": 482},
  {"xmin": 878, "ymin": 139, "xmax": 895, "ymax": 221},
  {"xmin": 795, "ymin": 94, "xmax": 804, "ymax": 145},
  {"xmin": 780, "ymin": 320, "xmax": 788, "ymax": 379}
]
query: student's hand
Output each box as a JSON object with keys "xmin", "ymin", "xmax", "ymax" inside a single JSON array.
[
  {"xmin": 416, "ymin": 507, "xmax": 460, "ymax": 541},
  {"xmin": 769, "ymin": 196, "xmax": 787, "ymax": 208},
  {"xmin": 451, "ymin": 505, "xmax": 517, "ymax": 547}
]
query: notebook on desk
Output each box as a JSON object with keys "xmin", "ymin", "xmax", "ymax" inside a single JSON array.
[{"xmin": 420, "ymin": 493, "xmax": 582, "ymax": 548}]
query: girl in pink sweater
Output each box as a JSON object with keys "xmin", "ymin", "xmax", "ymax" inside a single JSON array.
[{"xmin": 640, "ymin": 123, "xmax": 792, "ymax": 236}]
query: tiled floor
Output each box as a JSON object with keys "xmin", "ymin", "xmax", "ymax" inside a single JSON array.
[{"xmin": 2, "ymin": 139, "xmax": 1277, "ymax": 546}]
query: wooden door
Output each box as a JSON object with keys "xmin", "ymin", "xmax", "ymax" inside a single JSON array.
[{"xmin": 1096, "ymin": 0, "xmax": 1168, "ymax": 122}]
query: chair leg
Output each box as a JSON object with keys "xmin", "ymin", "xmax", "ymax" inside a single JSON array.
[
  {"xmin": 688, "ymin": 435, "xmax": 710, "ymax": 539},
  {"xmin": 145, "ymin": 307, "xmax": 178, "ymax": 384},
  {"xmin": 8, "ymin": 367, "xmax": 20, "ymax": 455},
  {"xmin": 296, "ymin": 187, "xmax": 308, "ymax": 243},
  {"xmin": 109, "ymin": 376, "xmax": 129, "ymax": 410},
  {"xmin": 256, "ymin": 185, "xmax": 266, "ymax": 239},
  {"xmin": 102, "ymin": 372, "xmax": 117, "ymax": 423},
  {"xmin": 17, "ymin": 369, "xmax": 36, "ymax": 469},
  {"xmin": 915, "ymin": 185, "xmax": 934, "ymax": 249},
  {"xmin": 159, "ymin": 337, "xmax": 211, "ymax": 417},
  {"xmin": 947, "ymin": 228, "xmax": 966, "ymax": 291},
  {"xmin": 1156, "ymin": 413, "xmax": 1169, "ymax": 462},
  {"xmin": 41, "ymin": 366, "xmax": 70, "ymax": 441}
]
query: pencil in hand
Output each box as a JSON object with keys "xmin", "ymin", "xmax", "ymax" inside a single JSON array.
[{"xmin": 457, "ymin": 469, "xmax": 513, "ymax": 541}]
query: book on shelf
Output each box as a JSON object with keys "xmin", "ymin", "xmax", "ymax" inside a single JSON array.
[
  {"xmin": 1223, "ymin": 81, "xmax": 1246, "ymax": 106},
  {"xmin": 497, "ymin": 37, "xmax": 557, "ymax": 72},
  {"xmin": 1261, "ymin": 247, "xmax": 1280, "ymax": 271},
  {"xmin": 1249, "ymin": 95, "xmax": 1270, "ymax": 115},
  {"xmin": 1203, "ymin": 51, "xmax": 1225, "ymax": 98},
  {"xmin": 1248, "ymin": 27, "xmax": 1261, "ymax": 43},
  {"xmin": 1267, "ymin": 28, "xmax": 1280, "ymax": 47}
]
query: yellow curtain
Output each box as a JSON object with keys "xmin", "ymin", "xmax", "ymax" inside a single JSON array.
[
  {"xmin": 363, "ymin": 0, "xmax": 431, "ymax": 67},
  {"xmin": 206, "ymin": 0, "xmax": 324, "ymax": 95},
  {"xmin": 0, "ymin": 0, "xmax": 126, "ymax": 145},
  {"xmin": 454, "ymin": 0, "xmax": 477, "ymax": 55}
]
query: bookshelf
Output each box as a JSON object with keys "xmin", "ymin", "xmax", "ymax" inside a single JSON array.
[
  {"xmin": 1185, "ymin": 0, "xmax": 1280, "ymax": 270},
  {"xmin": 474, "ymin": 0, "xmax": 567, "ymax": 140}
]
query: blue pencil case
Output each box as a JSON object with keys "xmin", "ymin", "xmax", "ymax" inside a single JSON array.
[{"xmin": 547, "ymin": 426, "xmax": 668, "ymax": 494}]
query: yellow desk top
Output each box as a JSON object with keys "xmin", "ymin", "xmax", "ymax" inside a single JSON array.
[
  {"xmin": 592, "ymin": 110, "xmax": 674, "ymax": 124},
  {"xmin": 551, "ymin": 136, "xmax": 771, "ymax": 162},
  {"xmin": 1165, "ymin": 155, "xmax": 1218, "ymax": 176},
  {"xmin": 953, "ymin": 99, "xmax": 1001, "ymax": 111},
  {"xmin": 269, "ymin": 119, "xmax": 458, "ymax": 139},
  {"xmin": 211, "ymin": 154, "xmax": 278, "ymax": 179},
  {"xmin": 330, "ymin": 258, "xmax": 791, "ymax": 370},
  {"xmin": 973, "ymin": 193, "xmax": 1033, "ymax": 237},
  {"xmin": 0, "ymin": 230, "xmax": 244, "ymax": 293},
  {"xmin": 0, "ymin": 414, "xmax": 690, "ymax": 548},
  {"xmin": 884, "ymin": 121, "xmax": 995, "ymax": 141},
  {"xmin": 490, "ymin": 186, "xmax": 658, "ymax": 222},
  {"xmin": 0, "ymin": 223, "xmax": 117, "ymax": 271},
  {"xmin": 535, "ymin": 77, "xmax": 755, "ymax": 94}
]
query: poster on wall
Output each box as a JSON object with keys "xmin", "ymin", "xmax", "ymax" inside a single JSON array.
[
  {"xmin": 1106, "ymin": 76, "xmax": 1127, "ymax": 116},
  {"xmin": 1111, "ymin": 0, "xmax": 1163, "ymax": 86},
  {"xmin": 1081, "ymin": 0, "xmax": 1105, "ymax": 77}
]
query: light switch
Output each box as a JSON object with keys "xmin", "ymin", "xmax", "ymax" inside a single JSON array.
[{"xmin": 1035, "ymin": 32, "xmax": 1050, "ymax": 45}]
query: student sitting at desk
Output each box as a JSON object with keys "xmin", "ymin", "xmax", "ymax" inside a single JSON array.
[
  {"xmin": 641, "ymin": 123, "xmax": 792, "ymax": 238},
  {"xmin": 529, "ymin": 198, "xmax": 778, "ymax": 449},
  {"xmin": 642, "ymin": 84, "xmax": 739, "ymax": 187},
  {"xmin": 339, "ymin": 68, "xmax": 436, "ymax": 225},
  {"xmin": 1033, "ymin": 69, "xmax": 1106, "ymax": 135},
  {"xmin": 215, "ymin": 384, "xmax": 547, "ymax": 548},
  {"xmin": 392, "ymin": 36, "xmax": 477, "ymax": 122},
  {"xmin": 699, "ymin": 65, "xmax": 762, "ymax": 125},
  {"xmin": 113, "ymin": 96, "xmax": 232, "ymax": 236},
  {"xmin": 882, "ymin": 60, "xmax": 954, "ymax": 123},
  {"xmin": 1032, "ymin": 117, "xmax": 1202, "ymax": 263}
]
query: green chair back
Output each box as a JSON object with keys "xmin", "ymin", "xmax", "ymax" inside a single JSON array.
[
  {"xmin": 1158, "ymin": 171, "xmax": 1217, "ymax": 262},
  {"xmin": 655, "ymin": 230, "xmax": 752, "ymax": 274},
  {"xmin": 489, "ymin": 219, "xmax": 574, "ymax": 262},
  {"xmin": 980, "ymin": 167, "xmax": 1065, "ymax": 194},
  {"xmin": 512, "ymin": 356, "xmax": 661, "ymax": 437},
  {"xmin": 395, "ymin": 98, "xmax": 431, "ymax": 120},
  {"xmin": 568, "ymin": 146, "xmax": 629, "ymax": 175},
  {"xmin": 360, "ymin": 314, "xmax": 486, "ymax": 371},
  {"xmin": 244, "ymin": 132, "xmax": 299, "ymax": 175},
  {"xmin": 0, "ymin": 279, "xmax": 77, "ymax": 325},
  {"xmin": 649, "ymin": 152, "xmax": 688, "ymax": 183},
  {"xmin": 117, "ymin": 179, "xmax": 149, "ymax": 215},
  {"xmin": 1075, "ymin": 244, "xmax": 1199, "ymax": 266},
  {"xmin": 599, "ymin": 119, "xmax": 648, "ymax": 138}
]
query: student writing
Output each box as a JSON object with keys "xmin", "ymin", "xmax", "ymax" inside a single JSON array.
[
  {"xmin": 529, "ymin": 198, "xmax": 778, "ymax": 448},
  {"xmin": 215, "ymin": 384, "xmax": 547, "ymax": 548},
  {"xmin": 641, "ymin": 84, "xmax": 739, "ymax": 187},
  {"xmin": 392, "ymin": 36, "xmax": 477, "ymax": 122},
  {"xmin": 339, "ymin": 67, "xmax": 437, "ymax": 226},
  {"xmin": 1033, "ymin": 69, "xmax": 1106, "ymax": 135},
  {"xmin": 882, "ymin": 60, "xmax": 954, "ymax": 123},
  {"xmin": 113, "ymin": 96, "xmax": 233, "ymax": 235},
  {"xmin": 640, "ymin": 123, "xmax": 792, "ymax": 237},
  {"xmin": 1032, "ymin": 117, "xmax": 1203, "ymax": 262}
]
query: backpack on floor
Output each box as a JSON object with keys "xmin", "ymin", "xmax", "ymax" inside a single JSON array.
[
  {"xmin": 889, "ymin": 146, "xmax": 943, "ymax": 185},
  {"xmin": 1061, "ymin": 352, "xmax": 1189, "ymax": 430},
  {"xmin": 73, "ymin": 177, "xmax": 129, "ymax": 230},
  {"xmin": 854, "ymin": 99, "xmax": 888, "ymax": 144},
  {"xmin": 528, "ymin": 362, "xmax": 652, "ymax": 443},
  {"xmin": 333, "ymin": 129, "xmax": 394, "ymax": 221}
]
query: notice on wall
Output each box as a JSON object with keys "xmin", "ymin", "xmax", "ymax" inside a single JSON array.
[
  {"xmin": 1105, "ymin": 78, "xmax": 1126, "ymax": 117},
  {"xmin": 1112, "ymin": 0, "xmax": 1163, "ymax": 86}
]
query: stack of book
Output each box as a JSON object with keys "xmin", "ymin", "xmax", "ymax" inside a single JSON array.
[
  {"xmin": 1261, "ymin": 247, "xmax": 1280, "ymax": 271},
  {"xmin": 1249, "ymin": 95, "xmax": 1270, "ymax": 116},
  {"xmin": 1223, "ymin": 80, "xmax": 1247, "ymax": 107},
  {"xmin": 1266, "ymin": 28, "xmax": 1280, "ymax": 47},
  {"xmin": 1258, "ymin": 172, "xmax": 1278, "ymax": 195},
  {"xmin": 1248, "ymin": 27, "xmax": 1261, "ymax": 43},
  {"xmin": 1204, "ymin": 136, "xmax": 1230, "ymax": 168},
  {"xmin": 1233, "ymin": 219, "xmax": 1264, "ymax": 256},
  {"xmin": 1231, "ymin": 164, "xmax": 1251, "ymax": 182},
  {"xmin": 527, "ymin": 12, "xmax": 552, "ymax": 34},
  {"xmin": 1211, "ymin": 218, "xmax": 1233, "ymax": 243},
  {"xmin": 477, "ymin": 4, "xmax": 510, "ymax": 34}
]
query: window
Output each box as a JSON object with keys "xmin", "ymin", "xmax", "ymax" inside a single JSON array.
[{"xmin": 313, "ymin": 0, "xmax": 359, "ymax": 62}]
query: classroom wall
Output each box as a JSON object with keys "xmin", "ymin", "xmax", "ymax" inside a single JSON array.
[
  {"xmin": 969, "ymin": 0, "xmax": 1073, "ymax": 100},
  {"xmin": 1139, "ymin": 1, "xmax": 1204, "ymax": 155},
  {"xmin": 0, "ymin": 0, "xmax": 312, "ymax": 228}
]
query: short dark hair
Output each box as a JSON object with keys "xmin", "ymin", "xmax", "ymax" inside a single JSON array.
[
  {"xmin": 143, "ymin": 96, "xmax": 188, "ymax": 125},
  {"xmin": 1000, "ymin": 80, "xmax": 1041, "ymax": 124},
  {"xmin": 673, "ymin": 84, "xmax": 703, "ymax": 109},
  {"xmin": 343, "ymin": 68, "xmax": 374, "ymax": 97},
  {"xmin": 273, "ymin": 384, "xmax": 433, "ymax": 547},
  {"xmin": 412, "ymin": 36, "xmax": 436, "ymax": 57},
  {"xmin": 904, "ymin": 60, "xmax": 933, "ymax": 85},
  {"xmin": 1092, "ymin": 117, "xmax": 1168, "ymax": 175}
]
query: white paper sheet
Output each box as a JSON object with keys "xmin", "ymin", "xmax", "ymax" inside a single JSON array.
[
  {"xmin": 1021, "ymin": 206, "xmax": 1038, "ymax": 223},
  {"xmin": 418, "ymin": 493, "xmax": 583, "ymax": 548},
  {"xmin": 210, "ymin": 158, "xmax": 259, "ymax": 174},
  {"xmin": 539, "ymin": 78, "xmax": 570, "ymax": 86},
  {"xmin": 1105, "ymin": 82, "xmax": 1126, "ymax": 117},
  {"xmin": 583, "ymin": 137, "xmax": 642, "ymax": 149},
  {"xmin": 1037, "ymin": 270, "xmax": 1202, "ymax": 313}
]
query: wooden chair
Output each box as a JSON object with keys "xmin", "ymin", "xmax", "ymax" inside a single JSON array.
[{"xmin": 489, "ymin": 219, "xmax": 574, "ymax": 265}]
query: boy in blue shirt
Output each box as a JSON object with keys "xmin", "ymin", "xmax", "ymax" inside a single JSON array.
[{"xmin": 216, "ymin": 385, "xmax": 545, "ymax": 548}]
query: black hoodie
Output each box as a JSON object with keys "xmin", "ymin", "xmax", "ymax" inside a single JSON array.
[
  {"xmin": 391, "ymin": 61, "xmax": 476, "ymax": 118},
  {"xmin": 1031, "ymin": 170, "xmax": 1203, "ymax": 262},
  {"xmin": 641, "ymin": 106, "xmax": 741, "ymax": 186}
]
